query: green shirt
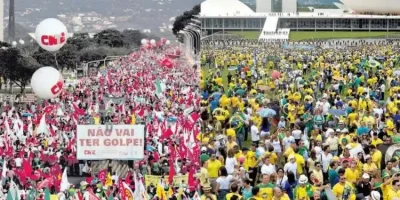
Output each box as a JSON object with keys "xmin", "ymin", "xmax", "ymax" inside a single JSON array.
[{"xmin": 392, "ymin": 134, "xmax": 400, "ymax": 144}]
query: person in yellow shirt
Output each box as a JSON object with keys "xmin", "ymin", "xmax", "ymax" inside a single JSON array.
[
  {"xmin": 344, "ymin": 161, "xmax": 360, "ymax": 184},
  {"xmin": 225, "ymin": 183, "xmax": 243, "ymax": 200},
  {"xmin": 371, "ymin": 132, "xmax": 383, "ymax": 146},
  {"xmin": 332, "ymin": 175, "xmax": 356, "ymax": 200},
  {"xmin": 370, "ymin": 145, "xmax": 382, "ymax": 169},
  {"xmin": 293, "ymin": 148, "xmax": 305, "ymax": 175},
  {"xmin": 200, "ymin": 182, "xmax": 217, "ymax": 200},
  {"xmin": 363, "ymin": 155, "xmax": 378, "ymax": 175},
  {"xmin": 272, "ymin": 187, "xmax": 290, "ymax": 200},
  {"xmin": 207, "ymin": 154, "xmax": 222, "ymax": 180},
  {"xmin": 383, "ymin": 177, "xmax": 400, "ymax": 200}
]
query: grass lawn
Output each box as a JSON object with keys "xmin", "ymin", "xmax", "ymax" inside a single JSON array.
[{"xmin": 228, "ymin": 31, "xmax": 400, "ymax": 41}]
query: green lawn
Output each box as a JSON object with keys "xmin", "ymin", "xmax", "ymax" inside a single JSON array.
[{"xmin": 229, "ymin": 31, "xmax": 400, "ymax": 41}]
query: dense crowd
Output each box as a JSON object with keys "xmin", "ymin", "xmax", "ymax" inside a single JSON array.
[
  {"xmin": 198, "ymin": 39, "xmax": 400, "ymax": 200},
  {"xmin": 0, "ymin": 45, "xmax": 203, "ymax": 200}
]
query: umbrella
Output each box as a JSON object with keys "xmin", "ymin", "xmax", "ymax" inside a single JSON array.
[
  {"xmin": 328, "ymin": 109, "xmax": 347, "ymax": 116},
  {"xmin": 257, "ymin": 108, "xmax": 277, "ymax": 117}
]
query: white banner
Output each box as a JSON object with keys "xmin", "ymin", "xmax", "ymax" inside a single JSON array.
[{"xmin": 76, "ymin": 125, "xmax": 145, "ymax": 160}]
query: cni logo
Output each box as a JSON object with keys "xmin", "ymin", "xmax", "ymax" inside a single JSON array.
[
  {"xmin": 84, "ymin": 150, "xmax": 96, "ymax": 155},
  {"xmin": 50, "ymin": 80, "xmax": 64, "ymax": 95},
  {"xmin": 41, "ymin": 32, "xmax": 66, "ymax": 46}
]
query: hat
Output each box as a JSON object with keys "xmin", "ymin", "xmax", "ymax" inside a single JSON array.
[
  {"xmin": 80, "ymin": 181, "xmax": 88, "ymax": 187},
  {"xmin": 202, "ymin": 183, "xmax": 212, "ymax": 191},
  {"xmin": 288, "ymin": 155, "xmax": 295, "ymax": 160},
  {"xmin": 362, "ymin": 173, "xmax": 370, "ymax": 179},
  {"xmin": 341, "ymin": 128, "xmax": 349, "ymax": 133},
  {"xmin": 201, "ymin": 146, "xmax": 207, "ymax": 152},
  {"xmin": 365, "ymin": 155, "xmax": 372, "ymax": 160},
  {"xmin": 298, "ymin": 175, "xmax": 308, "ymax": 184},
  {"xmin": 370, "ymin": 191, "xmax": 381, "ymax": 200}
]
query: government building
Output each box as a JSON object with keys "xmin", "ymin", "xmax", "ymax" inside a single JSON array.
[{"xmin": 200, "ymin": 0, "xmax": 400, "ymax": 40}]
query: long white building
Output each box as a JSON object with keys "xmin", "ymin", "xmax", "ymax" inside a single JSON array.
[{"xmin": 200, "ymin": 0, "xmax": 400, "ymax": 41}]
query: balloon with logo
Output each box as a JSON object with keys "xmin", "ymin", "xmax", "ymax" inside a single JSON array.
[
  {"xmin": 35, "ymin": 18, "xmax": 68, "ymax": 52},
  {"xmin": 31, "ymin": 67, "xmax": 64, "ymax": 99}
]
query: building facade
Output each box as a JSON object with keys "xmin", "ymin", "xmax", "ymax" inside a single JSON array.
[{"xmin": 201, "ymin": 16, "xmax": 400, "ymax": 34}]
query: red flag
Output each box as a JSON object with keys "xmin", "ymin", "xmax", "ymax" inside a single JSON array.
[
  {"xmin": 22, "ymin": 159, "xmax": 33, "ymax": 176},
  {"xmin": 118, "ymin": 179, "xmax": 126, "ymax": 200},
  {"xmin": 87, "ymin": 188, "xmax": 101, "ymax": 200},
  {"xmin": 168, "ymin": 148, "xmax": 175, "ymax": 184},
  {"xmin": 125, "ymin": 171, "xmax": 132, "ymax": 184},
  {"xmin": 73, "ymin": 104, "xmax": 85, "ymax": 116},
  {"xmin": 97, "ymin": 169, "xmax": 107, "ymax": 182},
  {"xmin": 160, "ymin": 128, "xmax": 173, "ymax": 140},
  {"xmin": 188, "ymin": 166, "xmax": 195, "ymax": 192}
]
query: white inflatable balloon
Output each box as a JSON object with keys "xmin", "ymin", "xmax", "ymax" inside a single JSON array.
[
  {"xmin": 150, "ymin": 39, "xmax": 156, "ymax": 45},
  {"xmin": 35, "ymin": 18, "xmax": 68, "ymax": 52},
  {"xmin": 141, "ymin": 39, "xmax": 147, "ymax": 45},
  {"xmin": 31, "ymin": 67, "xmax": 64, "ymax": 99},
  {"xmin": 166, "ymin": 40, "xmax": 171, "ymax": 45}
]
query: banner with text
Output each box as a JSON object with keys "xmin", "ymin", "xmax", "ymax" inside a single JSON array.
[
  {"xmin": 144, "ymin": 175, "xmax": 188, "ymax": 187},
  {"xmin": 77, "ymin": 125, "xmax": 145, "ymax": 160}
]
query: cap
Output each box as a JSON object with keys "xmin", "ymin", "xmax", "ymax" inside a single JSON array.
[
  {"xmin": 362, "ymin": 173, "xmax": 370, "ymax": 179},
  {"xmin": 371, "ymin": 191, "xmax": 381, "ymax": 200},
  {"xmin": 288, "ymin": 155, "xmax": 295, "ymax": 160},
  {"xmin": 298, "ymin": 175, "xmax": 308, "ymax": 184}
]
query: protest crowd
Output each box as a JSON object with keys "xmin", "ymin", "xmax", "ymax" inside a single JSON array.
[
  {"xmin": 198, "ymin": 39, "xmax": 400, "ymax": 200},
  {"xmin": 0, "ymin": 42, "xmax": 207, "ymax": 200}
]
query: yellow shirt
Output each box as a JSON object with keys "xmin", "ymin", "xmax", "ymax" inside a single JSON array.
[
  {"xmin": 201, "ymin": 194, "xmax": 217, "ymax": 200},
  {"xmin": 273, "ymin": 194, "xmax": 290, "ymax": 200},
  {"xmin": 371, "ymin": 138, "xmax": 383, "ymax": 146},
  {"xmin": 227, "ymin": 141, "xmax": 238, "ymax": 151},
  {"xmin": 332, "ymin": 182, "xmax": 356, "ymax": 200},
  {"xmin": 94, "ymin": 116, "xmax": 100, "ymax": 125},
  {"xmin": 372, "ymin": 150, "xmax": 382, "ymax": 169},
  {"xmin": 269, "ymin": 152, "xmax": 278, "ymax": 165},
  {"xmin": 245, "ymin": 151, "xmax": 258, "ymax": 169},
  {"xmin": 207, "ymin": 160, "xmax": 222, "ymax": 178},
  {"xmin": 344, "ymin": 168, "xmax": 360, "ymax": 183},
  {"xmin": 283, "ymin": 147, "xmax": 294, "ymax": 158},
  {"xmin": 295, "ymin": 153, "xmax": 305, "ymax": 174},
  {"xmin": 226, "ymin": 193, "xmax": 243, "ymax": 200},
  {"xmin": 363, "ymin": 163, "xmax": 377, "ymax": 173}
]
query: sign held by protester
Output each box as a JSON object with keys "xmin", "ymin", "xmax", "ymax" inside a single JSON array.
[{"xmin": 77, "ymin": 125, "xmax": 145, "ymax": 160}]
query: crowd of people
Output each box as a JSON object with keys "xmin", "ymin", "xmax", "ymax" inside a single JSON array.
[
  {"xmin": 0, "ymin": 45, "xmax": 204, "ymax": 200},
  {"xmin": 199, "ymin": 39, "xmax": 400, "ymax": 200}
]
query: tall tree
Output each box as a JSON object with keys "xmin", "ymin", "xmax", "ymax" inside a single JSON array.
[
  {"xmin": 172, "ymin": 4, "xmax": 200, "ymax": 38},
  {"xmin": 93, "ymin": 29, "xmax": 124, "ymax": 48}
]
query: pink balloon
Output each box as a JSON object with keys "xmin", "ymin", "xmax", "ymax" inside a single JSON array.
[{"xmin": 272, "ymin": 70, "xmax": 281, "ymax": 80}]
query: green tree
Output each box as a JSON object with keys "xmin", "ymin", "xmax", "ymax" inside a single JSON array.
[
  {"xmin": 93, "ymin": 29, "xmax": 124, "ymax": 48},
  {"xmin": 172, "ymin": 4, "xmax": 200, "ymax": 38},
  {"xmin": 67, "ymin": 32, "xmax": 93, "ymax": 51}
]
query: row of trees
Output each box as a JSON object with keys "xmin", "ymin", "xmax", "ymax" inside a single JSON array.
[{"xmin": 0, "ymin": 29, "xmax": 158, "ymax": 93}]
